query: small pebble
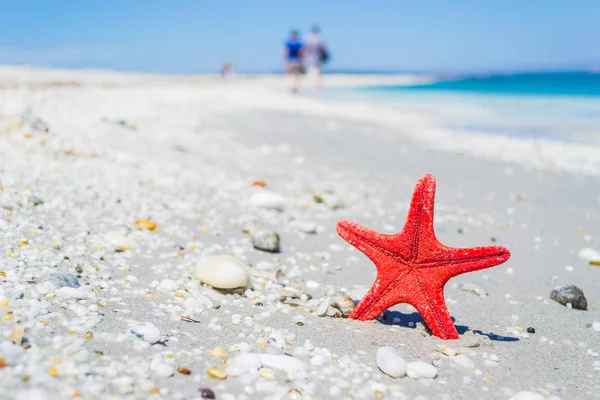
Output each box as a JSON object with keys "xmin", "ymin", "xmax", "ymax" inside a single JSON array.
[
  {"xmin": 251, "ymin": 230, "xmax": 281, "ymax": 253},
  {"xmin": 199, "ymin": 388, "xmax": 216, "ymax": 399},
  {"xmin": 44, "ymin": 272, "xmax": 80, "ymax": 289},
  {"xmin": 527, "ymin": 327, "xmax": 535, "ymax": 334},
  {"xmin": 406, "ymin": 361, "xmax": 437, "ymax": 379},
  {"xmin": 207, "ymin": 366, "xmax": 227, "ymax": 380},
  {"xmin": 457, "ymin": 282, "xmax": 487, "ymax": 297},
  {"xmin": 28, "ymin": 196, "xmax": 44, "ymax": 206}
]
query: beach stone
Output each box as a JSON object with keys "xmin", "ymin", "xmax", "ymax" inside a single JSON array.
[
  {"xmin": 406, "ymin": 361, "xmax": 437, "ymax": 379},
  {"xmin": 28, "ymin": 196, "xmax": 44, "ymax": 206},
  {"xmin": 292, "ymin": 220, "xmax": 318, "ymax": 234},
  {"xmin": 44, "ymin": 272, "xmax": 80, "ymax": 288},
  {"xmin": 199, "ymin": 388, "xmax": 216, "ymax": 399},
  {"xmin": 313, "ymin": 192, "xmax": 345, "ymax": 209},
  {"xmin": 550, "ymin": 285, "xmax": 587, "ymax": 310},
  {"xmin": 457, "ymin": 282, "xmax": 487, "ymax": 297},
  {"xmin": 509, "ymin": 391, "xmax": 545, "ymax": 400},
  {"xmin": 376, "ymin": 347, "xmax": 407, "ymax": 378},
  {"xmin": 248, "ymin": 192, "xmax": 285, "ymax": 211},
  {"xmin": 592, "ymin": 321, "xmax": 600, "ymax": 332},
  {"xmin": 251, "ymin": 230, "xmax": 280, "ymax": 253},
  {"xmin": 195, "ymin": 255, "xmax": 250, "ymax": 289}
]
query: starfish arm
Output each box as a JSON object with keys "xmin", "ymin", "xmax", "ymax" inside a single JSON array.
[
  {"xmin": 348, "ymin": 270, "xmax": 411, "ymax": 320},
  {"xmin": 418, "ymin": 245, "xmax": 511, "ymax": 283},
  {"xmin": 408, "ymin": 277, "xmax": 459, "ymax": 340},
  {"xmin": 399, "ymin": 174, "xmax": 437, "ymax": 261},
  {"xmin": 337, "ymin": 219, "xmax": 408, "ymax": 266}
]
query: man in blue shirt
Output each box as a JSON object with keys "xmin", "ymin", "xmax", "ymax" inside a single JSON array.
[{"xmin": 282, "ymin": 30, "xmax": 304, "ymax": 93}]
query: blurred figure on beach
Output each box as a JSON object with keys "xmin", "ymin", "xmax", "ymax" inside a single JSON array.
[
  {"xmin": 282, "ymin": 30, "xmax": 304, "ymax": 93},
  {"xmin": 304, "ymin": 26, "xmax": 329, "ymax": 95},
  {"xmin": 220, "ymin": 62, "xmax": 236, "ymax": 80}
]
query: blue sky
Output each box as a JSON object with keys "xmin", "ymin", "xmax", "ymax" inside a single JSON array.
[{"xmin": 1, "ymin": 1, "xmax": 599, "ymax": 74}]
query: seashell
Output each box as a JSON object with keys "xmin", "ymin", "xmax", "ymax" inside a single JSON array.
[
  {"xmin": 376, "ymin": 347, "xmax": 406, "ymax": 378},
  {"xmin": 195, "ymin": 255, "xmax": 250, "ymax": 289}
]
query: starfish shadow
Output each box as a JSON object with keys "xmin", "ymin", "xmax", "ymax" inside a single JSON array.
[
  {"xmin": 472, "ymin": 330, "xmax": 520, "ymax": 342},
  {"xmin": 380, "ymin": 310, "xmax": 467, "ymax": 333},
  {"xmin": 379, "ymin": 310, "xmax": 518, "ymax": 342}
]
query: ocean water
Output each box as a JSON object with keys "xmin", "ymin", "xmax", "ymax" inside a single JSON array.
[{"xmin": 354, "ymin": 73, "xmax": 600, "ymax": 145}]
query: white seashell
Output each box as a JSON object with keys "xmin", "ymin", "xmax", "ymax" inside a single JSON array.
[
  {"xmin": 130, "ymin": 322, "xmax": 161, "ymax": 344},
  {"xmin": 376, "ymin": 347, "xmax": 407, "ymax": 378},
  {"xmin": 291, "ymin": 220, "xmax": 318, "ymax": 234},
  {"xmin": 509, "ymin": 392, "xmax": 546, "ymax": 400},
  {"xmin": 579, "ymin": 247, "xmax": 600, "ymax": 261},
  {"xmin": 406, "ymin": 361, "xmax": 437, "ymax": 379},
  {"xmin": 330, "ymin": 292, "xmax": 355, "ymax": 317},
  {"xmin": 227, "ymin": 353, "xmax": 263, "ymax": 377},
  {"xmin": 55, "ymin": 287, "xmax": 93, "ymax": 299},
  {"xmin": 316, "ymin": 301, "xmax": 330, "ymax": 316},
  {"xmin": 103, "ymin": 231, "xmax": 137, "ymax": 251},
  {"xmin": 451, "ymin": 354, "xmax": 475, "ymax": 369},
  {"xmin": 195, "ymin": 255, "xmax": 250, "ymax": 289},
  {"xmin": 150, "ymin": 358, "xmax": 174, "ymax": 377},
  {"xmin": 259, "ymin": 354, "xmax": 307, "ymax": 373},
  {"xmin": 248, "ymin": 192, "xmax": 285, "ymax": 211}
]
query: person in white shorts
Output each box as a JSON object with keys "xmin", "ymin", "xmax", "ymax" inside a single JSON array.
[{"xmin": 304, "ymin": 26, "xmax": 329, "ymax": 95}]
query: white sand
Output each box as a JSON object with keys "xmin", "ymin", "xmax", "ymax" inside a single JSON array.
[{"xmin": 0, "ymin": 66, "xmax": 599, "ymax": 399}]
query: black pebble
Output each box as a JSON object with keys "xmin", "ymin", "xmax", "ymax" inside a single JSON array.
[
  {"xmin": 457, "ymin": 228, "xmax": 464, "ymax": 234},
  {"xmin": 527, "ymin": 327, "xmax": 535, "ymax": 334},
  {"xmin": 199, "ymin": 388, "xmax": 215, "ymax": 399},
  {"xmin": 490, "ymin": 237, "xmax": 497, "ymax": 243}
]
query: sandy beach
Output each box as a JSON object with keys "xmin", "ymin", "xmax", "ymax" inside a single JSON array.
[{"xmin": 0, "ymin": 66, "xmax": 599, "ymax": 400}]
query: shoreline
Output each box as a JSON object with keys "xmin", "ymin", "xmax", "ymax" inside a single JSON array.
[{"xmin": 2, "ymin": 65, "xmax": 600, "ymax": 177}]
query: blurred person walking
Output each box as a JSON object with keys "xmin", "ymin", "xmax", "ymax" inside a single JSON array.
[
  {"xmin": 304, "ymin": 26, "xmax": 329, "ymax": 95},
  {"xmin": 282, "ymin": 30, "xmax": 304, "ymax": 93}
]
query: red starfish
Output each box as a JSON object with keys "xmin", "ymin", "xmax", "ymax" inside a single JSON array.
[{"xmin": 337, "ymin": 174, "xmax": 510, "ymax": 340}]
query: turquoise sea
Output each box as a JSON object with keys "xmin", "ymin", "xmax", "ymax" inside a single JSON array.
[{"xmin": 355, "ymin": 72, "xmax": 600, "ymax": 145}]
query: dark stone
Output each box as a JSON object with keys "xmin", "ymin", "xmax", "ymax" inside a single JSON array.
[
  {"xmin": 28, "ymin": 196, "xmax": 44, "ymax": 206},
  {"xmin": 527, "ymin": 327, "xmax": 535, "ymax": 334},
  {"xmin": 550, "ymin": 285, "xmax": 587, "ymax": 310},
  {"xmin": 199, "ymin": 388, "xmax": 215, "ymax": 399},
  {"xmin": 45, "ymin": 272, "xmax": 80, "ymax": 288}
]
